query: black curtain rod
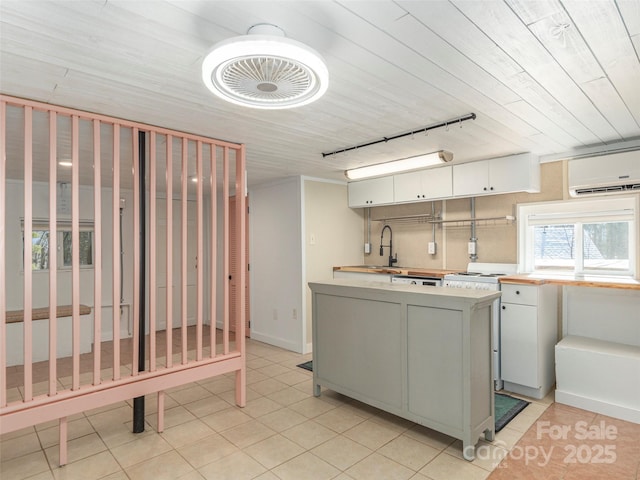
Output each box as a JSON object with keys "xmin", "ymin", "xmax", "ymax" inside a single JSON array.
[{"xmin": 322, "ymin": 112, "xmax": 476, "ymax": 158}]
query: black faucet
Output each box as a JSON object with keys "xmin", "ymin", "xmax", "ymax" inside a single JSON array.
[{"xmin": 380, "ymin": 225, "xmax": 398, "ymax": 267}]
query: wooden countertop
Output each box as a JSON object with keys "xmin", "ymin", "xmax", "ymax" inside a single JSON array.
[
  {"xmin": 500, "ymin": 274, "xmax": 640, "ymax": 291},
  {"xmin": 335, "ymin": 266, "xmax": 640, "ymax": 290},
  {"xmin": 333, "ymin": 265, "xmax": 462, "ymax": 278}
]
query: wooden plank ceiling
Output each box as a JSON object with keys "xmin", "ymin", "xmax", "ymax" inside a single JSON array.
[{"xmin": 0, "ymin": 0, "xmax": 638, "ymax": 187}]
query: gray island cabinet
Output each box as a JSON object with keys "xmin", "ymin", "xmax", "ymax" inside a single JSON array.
[{"xmin": 309, "ymin": 279, "xmax": 500, "ymax": 461}]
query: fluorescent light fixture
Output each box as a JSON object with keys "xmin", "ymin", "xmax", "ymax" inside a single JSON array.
[
  {"xmin": 202, "ymin": 24, "xmax": 329, "ymax": 109},
  {"xmin": 345, "ymin": 151, "xmax": 453, "ymax": 180},
  {"xmin": 58, "ymin": 160, "xmax": 73, "ymax": 167}
]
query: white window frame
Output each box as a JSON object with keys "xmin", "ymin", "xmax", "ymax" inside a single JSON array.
[
  {"xmin": 23, "ymin": 218, "xmax": 95, "ymax": 272},
  {"xmin": 517, "ymin": 196, "xmax": 638, "ymax": 277}
]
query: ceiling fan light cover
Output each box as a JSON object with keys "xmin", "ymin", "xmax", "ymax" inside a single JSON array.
[{"xmin": 202, "ymin": 31, "xmax": 329, "ymax": 109}]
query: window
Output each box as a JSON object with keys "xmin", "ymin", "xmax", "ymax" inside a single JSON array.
[
  {"xmin": 25, "ymin": 220, "xmax": 94, "ymax": 271},
  {"xmin": 518, "ymin": 197, "xmax": 637, "ymax": 277}
]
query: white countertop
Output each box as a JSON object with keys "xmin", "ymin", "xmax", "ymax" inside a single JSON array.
[{"xmin": 310, "ymin": 279, "xmax": 502, "ymax": 301}]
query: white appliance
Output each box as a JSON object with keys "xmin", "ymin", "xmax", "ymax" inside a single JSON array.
[
  {"xmin": 391, "ymin": 275, "xmax": 442, "ymax": 287},
  {"xmin": 443, "ymin": 263, "xmax": 518, "ymax": 391},
  {"xmin": 568, "ymin": 150, "xmax": 640, "ymax": 197}
]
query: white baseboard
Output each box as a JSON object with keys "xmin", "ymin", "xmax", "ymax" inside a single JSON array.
[
  {"xmin": 304, "ymin": 342, "xmax": 313, "ymax": 355},
  {"xmin": 249, "ymin": 331, "xmax": 302, "ymax": 354},
  {"xmin": 555, "ymin": 390, "xmax": 640, "ymax": 424}
]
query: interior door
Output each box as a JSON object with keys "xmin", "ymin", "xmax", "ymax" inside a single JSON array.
[{"xmin": 229, "ymin": 195, "xmax": 250, "ymax": 336}]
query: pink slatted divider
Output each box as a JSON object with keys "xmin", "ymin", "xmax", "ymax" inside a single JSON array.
[
  {"xmin": 132, "ymin": 128, "xmax": 140, "ymax": 376},
  {"xmin": 112, "ymin": 124, "xmax": 121, "ymax": 381},
  {"xmin": 0, "ymin": 100, "xmax": 6, "ymax": 409},
  {"xmin": 165, "ymin": 134, "xmax": 173, "ymax": 369},
  {"xmin": 181, "ymin": 138, "xmax": 188, "ymax": 364},
  {"xmin": 93, "ymin": 119, "xmax": 102, "ymax": 385},
  {"xmin": 48, "ymin": 112, "xmax": 58, "ymax": 395},
  {"xmin": 223, "ymin": 147, "xmax": 230, "ymax": 354},
  {"xmin": 234, "ymin": 145, "xmax": 247, "ymax": 406},
  {"xmin": 149, "ymin": 131, "xmax": 157, "ymax": 372},
  {"xmin": 0, "ymin": 95, "xmax": 247, "ymax": 465},
  {"xmin": 23, "ymin": 106, "xmax": 33, "ymax": 403},
  {"xmin": 209, "ymin": 146, "xmax": 217, "ymax": 356},
  {"xmin": 71, "ymin": 115, "xmax": 81, "ymax": 391},
  {"xmin": 196, "ymin": 141, "xmax": 204, "ymax": 361}
]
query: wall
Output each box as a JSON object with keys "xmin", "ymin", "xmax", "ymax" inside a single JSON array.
[
  {"xmin": 248, "ymin": 177, "xmax": 363, "ymax": 354},
  {"xmin": 249, "ymin": 177, "xmax": 304, "ymax": 352},
  {"xmin": 366, "ymin": 162, "xmax": 565, "ymax": 269},
  {"xmin": 303, "ymin": 179, "xmax": 363, "ymax": 350}
]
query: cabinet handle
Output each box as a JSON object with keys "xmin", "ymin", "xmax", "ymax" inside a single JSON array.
[
  {"xmin": 483, "ymin": 187, "xmax": 487, "ymax": 191},
  {"xmin": 490, "ymin": 187, "xmax": 494, "ymax": 191},
  {"xmin": 502, "ymin": 305, "xmax": 506, "ymax": 310},
  {"xmin": 417, "ymin": 194, "xmax": 420, "ymax": 198},
  {"xmin": 516, "ymin": 290, "xmax": 520, "ymax": 295}
]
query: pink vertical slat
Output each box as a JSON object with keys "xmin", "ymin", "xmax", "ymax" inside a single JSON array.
[
  {"xmin": 181, "ymin": 138, "xmax": 188, "ymax": 363},
  {"xmin": 165, "ymin": 135, "xmax": 173, "ymax": 368},
  {"xmin": 196, "ymin": 141, "xmax": 203, "ymax": 361},
  {"xmin": 71, "ymin": 115, "xmax": 80, "ymax": 390},
  {"xmin": 0, "ymin": 100, "xmax": 6, "ymax": 407},
  {"xmin": 48, "ymin": 112, "xmax": 58, "ymax": 396},
  {"xmin": 149, "ymin": 132, "xmax": 157, "ymax": 371},
  {"xmin": 93, "ymin": 119, "xmax": 102, "ymax": 385},
  {"xmin": 132, "ymin": 128, "xmax": 140, "ymax": 375},
  {"xmin": 157, "ymin": 391, "xmax": 165, "ymax": 432},
  {"xmin": 235, "ymin": 145, "xmax": 247, "ymax": 407},
  {"xmin": 112, "ymin": 124, "xmax": 121, "ymax": 380},
  {"xmin": 222, "ymin": 147, "xmax": 229, "ymax": 355},
  {"xmin": 23, "ymin": 106, "xmax": 33, "ymax": 402},
  {"xmin": 59, "ymin": 417, "xmax": 68, "ymax": 466},
  {"xmin": 209, "ymin": 145, "xmax": 216, "ymax": 358}
]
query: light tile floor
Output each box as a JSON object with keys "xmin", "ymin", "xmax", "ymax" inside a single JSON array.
[{"xmin": 2, "ymin": 338, "xmax": 639, "ymax": 479}]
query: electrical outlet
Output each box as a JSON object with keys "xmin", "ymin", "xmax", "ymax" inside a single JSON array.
[
  {"xmin": 428, "ymin": 242, "xmax": 436, "ymax": 255},
  {"xmin": 364, "ymin": 243, "xmax": 371, "ymax": 254},
  {"xmin": 468, "ymin": 241, "xmax": 477, "ymax": 255}
]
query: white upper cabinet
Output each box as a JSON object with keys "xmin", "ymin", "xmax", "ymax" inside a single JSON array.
[
  {"xmin": 452, "ymin": 153, "xmax": 540, "ymax": 197},
  {"xmin": 394, "ymin": 166, "xmax": 453, "ymax": 203},
  {"xmin": 348, "ymin": 176, "xmax": 394, "ymax": 207},
  {"xmin": 348, "ymin": 153, "xmax": 539, "ymax": 208}
]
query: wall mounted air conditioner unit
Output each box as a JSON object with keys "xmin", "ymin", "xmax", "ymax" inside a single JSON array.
[{"xmin": 568, "ymin": 150, "xmax": 640, "ymax": 197}]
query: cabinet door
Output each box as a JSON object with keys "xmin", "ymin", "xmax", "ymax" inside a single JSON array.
[
  {"xmin": 315, "ymin": 294, "xmax": 403, "ymax": 408},
  {"xmin": 348, "ymin": 176, "xmax": 394, "ymax": 207},
  {"xmin": 394, "ymin": 166, "xmax": 453, "ymax": 203},
  {"xmin": 489, "ymin": 154, "xmax": 534, "ymax": 194},
  {"xmin": 500, "ymin": 303, "xmax": 539, "ymax": 388},
  {"xmin": 420, "ymin": 165, "xmax": 453, "ymax": 200},
  {"xmin": 407, "ymin": 305, "xmax": 463, "ymax": 427},
  {"xmin": 393, "ymin": 171, "xmax": 423, "ymax": 203},
  {"xmin": 452, "ymin": 161, "xmax": 489, "ymax": 196}
]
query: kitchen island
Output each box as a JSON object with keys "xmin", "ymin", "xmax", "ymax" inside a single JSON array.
[{"xmin": 309, "ymin": 279, "xmax": 501, "ymax": 460}]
